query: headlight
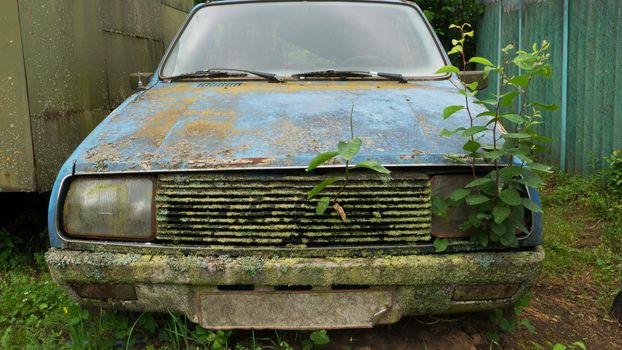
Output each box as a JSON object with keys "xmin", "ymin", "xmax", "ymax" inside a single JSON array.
[
  {"xmin": 431, "ymin": 175, "xmax": 474, "ymax": 238},
  {"xmin": 63, "ymin": 176, "xmax": 155, "ymax": 241},
  {"xmin": 431, "ymin": 174, "xmax": 532, "ymax": 239}
]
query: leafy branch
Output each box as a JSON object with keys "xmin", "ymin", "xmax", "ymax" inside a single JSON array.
[
  {"xmin": 432, "ymin": 23, "xmax": 558, "ymax": 250},
  {"xmin": 306, "ymin": 105, "xmax": 391, "ymax": 221}
]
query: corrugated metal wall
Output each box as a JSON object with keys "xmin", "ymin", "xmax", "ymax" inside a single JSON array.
[
  {"xmin": 0, "ymin": 0, "xmax": 193, "ymax": 192},
  {"xmin": 477, "ymin": 0, "xmax": 622, "ymax": 174}
]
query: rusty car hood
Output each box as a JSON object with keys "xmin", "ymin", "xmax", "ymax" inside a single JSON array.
[{"xmin": 73, "ymin": 80, "xmax": 491, "ymax": 173}]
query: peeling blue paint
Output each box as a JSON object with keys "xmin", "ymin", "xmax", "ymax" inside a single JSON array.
[{"xmin": 66, "ymin": 80, "xmax": 495, "ymax": 173}]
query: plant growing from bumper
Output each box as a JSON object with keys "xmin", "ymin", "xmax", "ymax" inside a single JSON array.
[
  {"xmin": 306, "ymin": 105, "xmax": 391, "ymax": 221},
  {"xmin": 432, "ymin": 24, "xmax": 558, "ymax": 251}
]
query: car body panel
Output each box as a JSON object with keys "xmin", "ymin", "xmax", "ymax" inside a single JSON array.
[{"xmin": 72, "ymin": 80, "xmax": 493, "ymax": 174}]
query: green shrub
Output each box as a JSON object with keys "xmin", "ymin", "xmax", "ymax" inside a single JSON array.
[{"xmin": 605, "ymin": 150, "xmax": 622, "ymax": 197}]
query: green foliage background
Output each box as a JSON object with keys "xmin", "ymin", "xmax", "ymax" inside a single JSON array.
[{"xmin": 417, "ymin": 0, "xmax": 485, "ymax": 62}]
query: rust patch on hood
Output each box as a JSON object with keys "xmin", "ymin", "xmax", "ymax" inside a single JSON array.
[{"xmin": 132, "ymin": 105, "xmax": 189, "ymax": 147}]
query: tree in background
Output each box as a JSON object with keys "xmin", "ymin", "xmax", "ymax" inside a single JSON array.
[{"xmin": 416, "ymin": 0, "xmax": 485, "ymax": 65}]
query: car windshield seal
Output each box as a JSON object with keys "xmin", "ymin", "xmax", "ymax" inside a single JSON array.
[
  {"xmin": 292, "ymin": 70, "xmax": 408, "ymax": 83},
  {"xmin": 167, "ymin": 68, "xmax": 283, "ymax": 83}
]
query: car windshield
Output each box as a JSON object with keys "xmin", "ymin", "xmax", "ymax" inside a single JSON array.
[{"xmin": 160, "ymin": 1, "xmax": 446, "ymax": 79}]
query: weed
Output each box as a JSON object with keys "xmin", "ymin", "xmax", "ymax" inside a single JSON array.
[
  {"xmin": 604, "ymin": 150, "xmax": 622, "ymax": 197},
  {"xmin": 0, "ymin": 227, "xmax": 18, "ymax": 266},
  {"xmin": 306, "ymin": 104, "xmax": 390, "ymax": 220},
  {"xmin": 432, "ymin": 23, "xmax": 557, "ymax": 250},
  {"xmin": 486, "ymin": 293, "xmax": 535, "ymax": 344}
]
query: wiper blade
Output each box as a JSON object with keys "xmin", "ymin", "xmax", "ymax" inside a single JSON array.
[
  {"xmin": 292, "ymin": 70, "xmax": 408, "ymax": 83},
  {"xmin": 167, "ymin": 68, "xmax": 283, "ymax": 83}
]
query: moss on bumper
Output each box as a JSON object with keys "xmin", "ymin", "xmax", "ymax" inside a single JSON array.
[{"xmin": 45, "ymin": 247, "xmax": 544, "ymax": 328}]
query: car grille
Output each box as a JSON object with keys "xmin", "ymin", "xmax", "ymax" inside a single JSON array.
[{"xmin": 155, "ymin": 171, "xmax": 432, "ymax": 248}]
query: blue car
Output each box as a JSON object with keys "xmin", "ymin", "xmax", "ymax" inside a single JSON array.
[{"xmin": 45, "ymin": 0, "xmax": 544, "ymax": 329}]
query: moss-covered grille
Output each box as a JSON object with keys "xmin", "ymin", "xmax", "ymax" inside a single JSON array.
[{"xmin": 155, "ymin": 172, "xmax": 432, "ymax": 247}]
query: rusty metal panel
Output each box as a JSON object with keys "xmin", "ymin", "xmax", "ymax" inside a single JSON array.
[
  {"xmin": 0, "ymin": 0, "xmax": 35, "ymax": 191},
  {"xmin": 8, "ymin": 0, "xmax": 193, "ymax": 192},
  {"xmin": 101, "ymin": 0, "xmax": 164, "ymax": 106},
  {"xmin": 18, "ymin": 0, "xmax": 111, "ymax": 192},
  {"xmin": 103, "ymin": 33, "xmax": 162, "ymax": 107}
]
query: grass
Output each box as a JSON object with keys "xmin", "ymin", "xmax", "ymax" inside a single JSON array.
[
  {"xmin": 540, "ymin": 172, "xmax": 622, "ymax": 313},
  {"xmin": 0, "ymin": 171, "xmax": 620, "ymax": 349}
]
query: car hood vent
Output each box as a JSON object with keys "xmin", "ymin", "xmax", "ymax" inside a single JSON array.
[{"xmin": 195, "ymin": 82, "xmax": 243, "ymax": 87}]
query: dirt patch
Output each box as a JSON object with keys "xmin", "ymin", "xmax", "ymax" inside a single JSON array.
[
  {"xmin": 501, "ymin": 278, "xmax": 622, "ymax": 349},
  {"xmin": 237, "ymin": 273, "xmax": 622, "ymax": 350}
]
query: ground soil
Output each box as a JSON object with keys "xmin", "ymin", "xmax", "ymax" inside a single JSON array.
[{"xmin": 311, "ymin": 274, "xmax": 622, "ymax": 350}]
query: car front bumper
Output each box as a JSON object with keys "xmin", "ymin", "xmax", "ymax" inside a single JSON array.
[{"xmin": 46, "ymin": 246, "xmax": 544, "ymax": 330}]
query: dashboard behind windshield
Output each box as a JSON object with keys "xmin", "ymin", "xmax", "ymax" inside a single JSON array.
[{"xmin": 161, "ymin": 1, "xmax": 447, "ymax": 79}]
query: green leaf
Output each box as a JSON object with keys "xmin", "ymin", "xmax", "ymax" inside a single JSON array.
[
  {"xmin": 440, "ymin": 128, "xmax": 464, "ymax": 137},
  {"xmin": 443, "ymin": 105, "xmax": 465, "ymax": 119},
  {"xmin": 447, "ymin": 45, "xmax": 462, "ymax": 55},
  {"xmin": 501, "ymin": 113, "xmax": 525, "ymax": 124},
  {"xmin": 468, "ymin": 56, "xmax": 494, "ymax": 67},
  {"xmin": 338, "ymin": 138, "xmax": 362, "ymax": 160},
  {"xmin": 466, "ymin": 194, "xmax": 490, "ymax": 206},
  {"xmin": 499, "ymin": 189, "xmax": 522, "ymax": 206},
  {"xmin": 491, "ymin": 222, "xmax": 505, "ymax": 237},
  {"xmin": 316, "ymin": 197, "xmax": 331, "ymax": 214},
  {"xmin": 529, "ymin": 162, "xmax": 552, "ymax": 173},
  {"xmin": 309, "ymin": 330, "xmax": 330, "ymax": 345},
  {"xmin": 508, "ymin": 75, "xmax": 530, "ymax": 88},
  {"xmin": 474, "ymin": 99, "xmax": 497, "ymax": 106},
  {"xmin": 503, "ymin": 133, "xmax": 532, "ymax": 139},
  {"xmin": 355, "ymin": 160, "xmax": 391, "ymax": 174},
  {"xmin": 431, "ymin": 196, "xmax": 448, "ymax": 217},
  {"xmin": 500, "ymin": 91, "xmax": 520, "ymax": 107},
  {"xmin": 513, "ymin": 53, "xmax": 538, "ymax": 70},
  {"xmin": 463, "ymin": 140, "xmax": 481, "ymax": 153},
  {"xmin": 529, "ymin": 102, "xmax": 559, "ymax": 111},
  {"xmin": 522, "ymin": 198, "xmax": 542, "ymax": 213},
  {"xmin": 307, "ymin": 176, "xmax": 340, "ymax": 199},
  {"xmin": 463, "ymin": 125, "xmax": 488, "ymax": 137},
  {"xmin": 476, "ymin": 111, "xmax": 497, "ymax": 118},
  {"xmin": 500, "ymin": 166, "xmax": 522, "ymax": 178},
  {"xmin": 552, "ymin": 344, "xmax": 567, "ymax": 350},
  {"xmin": 433, "ymin": 238, "xmax": 449, "ymax": 252},
  {"xmin": 465, "ymin": 177, "xmax": 493, "ymax": 188},
  {"xmin": 493, "ymin": 205, "xmax": 511, "ymax": 224},
  {"xmin": 306, "ymin": 151, "xmax": 339, "ymax": 172},
  {"xmin": 465, "ymin": 81, "xmax": 479, "ymax": 90},
  {"xmin": 482, "ymin": 150, "xmax": 505, "ymax": 160},
  {"xmin": 435, "ymin": 65, "xmax": 460, "ymax": 74},
  {"xmin": 521, "ymin": 169, "xmax": 544, "ymax": 188},
  {"xmin": 450, "ymin": 188, "xmax": 470, "ymax": 202}
]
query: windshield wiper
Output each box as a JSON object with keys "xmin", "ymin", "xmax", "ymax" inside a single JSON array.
[
  {"xmin": 167, "ymin": 68, "xmax": 283, "ymax": 83},
  {"xmin": 292, "ymin": 70, "xmax": 408, "ymax": 83}
]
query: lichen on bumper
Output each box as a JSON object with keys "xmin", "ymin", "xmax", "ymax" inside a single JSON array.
[{"xmin": 45, "ymin": 247, "xmax": 544, "ymax": 329}]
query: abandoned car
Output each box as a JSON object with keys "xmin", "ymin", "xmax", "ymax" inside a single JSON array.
[{"xmin": 46, "ymin": 0, "xmax": 544, "ymax": 329}]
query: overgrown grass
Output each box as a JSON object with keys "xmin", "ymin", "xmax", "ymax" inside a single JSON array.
[
  {"xmin": 541, "ymin": 172, "xmax": 622, "ymax": 312},
  {"xmin": 0, "ymin": 255, "xmax": 329, "ymax": 349}
]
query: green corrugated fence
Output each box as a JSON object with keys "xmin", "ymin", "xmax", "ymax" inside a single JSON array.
[{"xmin": 477, "ymin": 0, "xmax": 622, "ymax": 174}]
